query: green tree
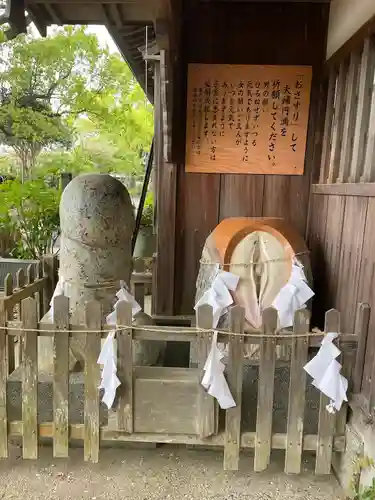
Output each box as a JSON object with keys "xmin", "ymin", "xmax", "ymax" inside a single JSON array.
[
  {"xmin": 0, "ymin": 175, "xmax": 60, "ymax": 258},
  {"xmin": 0, "ymin": 25, "xmax": 153, "ymax": 180}
]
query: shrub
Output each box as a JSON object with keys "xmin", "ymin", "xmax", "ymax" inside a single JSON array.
[{"xmin": 0, "ymin": 178, "xmax": 60, "ymax": 259}]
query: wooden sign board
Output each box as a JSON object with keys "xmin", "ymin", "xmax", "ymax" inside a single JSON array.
[{"xmin": 185, "ymin": 64, "xmax": 312, "ymax": 175}]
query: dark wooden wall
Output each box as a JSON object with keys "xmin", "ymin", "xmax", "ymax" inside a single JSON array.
[
  {"xmin": 308, "ymin": 190, "xmax": 375, "ymax": 407},
  {"xmin": 156, "ymin": 1, "xmax": 330, "ymax": 316}
]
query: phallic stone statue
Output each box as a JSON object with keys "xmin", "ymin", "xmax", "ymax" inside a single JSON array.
[{"xmin": 41, "ymin": 173, "xmax": 164, "ymax": 372}]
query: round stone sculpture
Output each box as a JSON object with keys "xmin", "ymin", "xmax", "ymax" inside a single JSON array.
[{"xmin": 58, "ymin": 173, "xmax": 163, "ymax": 369}]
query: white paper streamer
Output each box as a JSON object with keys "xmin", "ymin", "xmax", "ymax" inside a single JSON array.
[
  {"xmin": 201, "ymin": 331, "xmax": 236, "ymax": 410},
  {"xmin": 194, "ymin": 267, "xmax": 240, "ymax": 328},
  {"xmin": 194, "ymin": 268, "xmax": 238, "ymax": 409},
  {"xmin": 304, "ymin": 332, "xmax": 348, "ymax": 413},
  {"xmin": 272, "ymin": 261, "xmax": 314, "ymax": 328},
  {"xmin": 98, "ymin": 282, "xmax": 141, "ymax": 409}
]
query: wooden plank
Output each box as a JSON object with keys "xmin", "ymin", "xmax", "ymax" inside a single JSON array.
[
  {"xmin": 16, "ymin": 268, "xmax": 26, "ymax": 289},
  {"xmin": 219, "ymin": 175, "xmax": 264, "ymax": 220},
  {"xmin": 0, "ymin": 300, "xmax": 8, "ymax": 457},
  {"xmin": 8, "ymin": 420, "xmax": 346, "ymax": 452},
  {"xmin": 361, "ymin": 65, "xmax": 375, "ymax": 182},
  {"xmin": 353, "ymin": 303, "xmax": 371, "ymax": 394},
  {"xmin": 3, "ymin": 278, "xmax": 46, "ymax": 310},
  {"xmin": 4, "ymin": 274, "xmax": 15, "ymax": 374},
  {"xmin": 154, "ymin": 162, "xmax": 177, "ymax": 315},
  {"xmin": 21, "ymin": 297, "xmax": 38, "ymax": 459},
  {"xmin": 315, "ymin": 308, "xmax": 340, "ymax": 475},
  {"xmin": 52, "ymin": 295, "xmax": 69, "ymax": 458},
  {"xmin": 284, "ymin": 309, "xmax": 310, "ymax": 474},
  {"xmin": 132, "ymin": 259, "xmax": 145, "ymax": 312},
  {"xmin": 134, "ymin": 368, "xmax": 198, "ymax": 434},
  {"xmin": 84, "ymin": 301, "xmax": 101, "ymax": 463},
  {"xmin": 42, "ymin": 255, "xmax": 58, "ymax": 317},
  {"xmin": 319, "ymin": 69, "xmax": 337, "ymax": 184},
  {"xmin": 324, "ymin": 195, "xmax": 345, "ymax": 309},
  {"xmin": 196, "ymin": 304, "xmax": 215, "ymax": 438},
  {"xmin": 312, "ymin": 182, "xmax": 375, "ymax": 197},
  {"xmin": 358, "ymin": 200, "xmax": 375, "ymax": 401},
  {"xmin": 174, "ymin": 170, "xmax": 220, "ymax": 315},
  {"xmin": 336, "ymin": 197, "xmax": 368, "ymax": 333},
  {"xmin": 327, "ymin": 61, "xmax": 347, "ymax": 184},
  {"xmin": 254, "ymin": 307, "xmax": 278, "ymax": 472},
  {"xmin": 349, "ymin": 38, "xmax": 375, "ymax": 182},
  {"xmin": 26, "ymin": 264, "xmax": 35, "ymax": 286},
  {"xmin": 116, "ymin": 301, "xmax": 133, "ymax": 432},
  {"xmin": 337, "ymin": 50, "xmax": 360, "ymax": 183},
  {"xmin": 224, "ymin": 306, "xmax": 244, "ymax": 471},
  {"xmin": 185, "ymin": 64, "xmax": 312, "ymax": 176},
  {"xmin": 307, "ymin": 194, "xmax": 329, "ymax": 324}
]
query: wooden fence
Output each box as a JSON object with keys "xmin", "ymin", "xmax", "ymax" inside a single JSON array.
[
  {"xmin": 0, "ymin": 255, "xmax": 153, "ymax": 372},
  {"xmin": 0, "ymin": 295, "xmax": 361, "ymax": 475}
]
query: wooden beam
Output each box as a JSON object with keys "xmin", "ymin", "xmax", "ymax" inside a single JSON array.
[
  {"xmin": 312, "ymin": 183, "xmax": 375, "ymax": 197},
  {"xmin": 349, "ymin": 38, "xmax": 375, "ymax": 182},
  {"xmin": 7, "ymin": 422, "xmax": 346, "ymax": 453},
  {"xmin": 326, "ymin": 14, "xmax": 375, "ymax": 70},
  {"xmin": 327, "ymin": 61, "xmax": 347, "ymax": 183},
  {"xmin": 318, "ymin": 69, "xmax": 336, "ymax": 184},
  {"xmin": 336, "ymin": 50, "xmax": 360, "ymax": 183}
]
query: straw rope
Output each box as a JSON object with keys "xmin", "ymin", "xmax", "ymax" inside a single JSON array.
[
  {"xmin": 2, "ymin": 323, "xmax": 327, "ymax": 339},
  {"xmin": 199, "ymin": 250, "xmax": 310, "ymax": 268}
]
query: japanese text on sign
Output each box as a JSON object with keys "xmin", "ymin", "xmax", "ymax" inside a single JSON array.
[{"xmin": 186, "ymin": 64, "xmax": 312, "ymax": 175}]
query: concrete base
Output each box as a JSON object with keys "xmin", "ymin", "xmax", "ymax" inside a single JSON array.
[
  {"xmin": 332, "ymin": 404, "xmax": 375, "ymax": 497},
  {"xmin": 7, "ymin": 368, "xmax": 106, "ymax": 425}
]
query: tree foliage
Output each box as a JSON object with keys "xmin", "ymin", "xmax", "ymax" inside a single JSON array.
[
  {"xmin": 0, "ymin": 175, "xmax": 60, "ymax": 259},
  {"xmin": 0, "ymin": 25, "xmax": 153, "ymax": 179}
]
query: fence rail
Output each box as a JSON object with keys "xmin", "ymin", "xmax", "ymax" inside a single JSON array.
[{"xmin": 0, "ymin": 295, "xmax": 360, "ymax": 475}]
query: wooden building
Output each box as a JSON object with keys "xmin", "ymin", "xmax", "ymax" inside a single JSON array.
[{"xmin": 3, "ymin": 0, "xmax": 375, "ymax": 490}]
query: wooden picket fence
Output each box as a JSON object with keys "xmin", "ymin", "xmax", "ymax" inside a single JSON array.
[
  {"xmin": 0, "ymin": 294, "xmax": 361, "ymax": 474},
  {"xmin": 0, "ymin": 255, "xmax": 152, "ymax": 373}
]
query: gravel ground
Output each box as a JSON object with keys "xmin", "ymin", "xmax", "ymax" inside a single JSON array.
[{"xmin": 0, "ymin": 444, "xmax": 343, "ymax": 500}]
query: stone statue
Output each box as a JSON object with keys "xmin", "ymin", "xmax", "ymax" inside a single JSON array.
[{"xmin": 40, "ymin": 173, "xmax": 164, "ymax": 372}]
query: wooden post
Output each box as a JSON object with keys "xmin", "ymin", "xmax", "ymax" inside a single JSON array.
[
  {"xmin": 0, "ymin": 300, "xmax": 8, "ymax": 458},
  {"xmin": 132, "ymin": 259, "xmax": 145, "ymax": 312},
  {"xmin": 4, "ymin": 274, "xmax": 15, "ymax": 374},
  {"xmin": 353, "ymin": 303, "xmax": 370, "ymax": 395},
  {"xmin": 196, "ymin": 304, "xmax": 215, "ymax": 438},
  {"xmin": 42, "ymin": 254, "xmax": 58, "ymax": 317},
  {"xmin": 224, "ymin": 306, "xmax": 244, "ymax": 471},
  {"xmin": 315, "ymin": 308, "xmax": 340, "ymax": 475},
  {"xmin": 116, "ymin": 301, "xmax": 133, "ymax": 433},
  {"xmin": 22, "ymin": 297, "xmax": 38, "ymax": 459},
  {"xmin": 254, "ymin": 307, "xmax": 278, "ymax": 472},
  {"xmin": 36, "ymin": 262, "xmax": 43, "ymax": 320},
  {"xmin": 53, "ymin": 295, "xmax": 69, "ymax": 458},
  {"xmin": 285, "ymin": 309, "xmax": 310, "ymax": 474},
  {"xmin": 84, "ymin": 301, "xmax": 101, "ymax": 463}
]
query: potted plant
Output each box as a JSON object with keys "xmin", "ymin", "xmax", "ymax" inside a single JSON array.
[{"xmin": 133, "ymin": 192, "xmax": 155, "ymax": 259}]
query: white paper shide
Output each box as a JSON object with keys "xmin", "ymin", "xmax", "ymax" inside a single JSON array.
[
  {"xmin": 194, "ymin": 267, "xmax": 240, "ymax": 328},
  {"xmin": 272, "ymin": 260, "xmax": 314, "ymax": 329},
  {"xmin": 304, "ymin": 332, "xmax": 348, "ymax": 413},
  {"xmin": 194, "ymin": 267, "xmax": 239, "ymax": 409},
  {"xmin": 98, "ymin": 282, "xmax": 141, "ymax": 409}
]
